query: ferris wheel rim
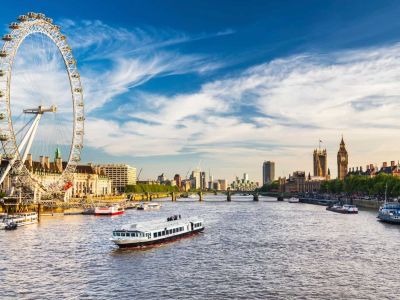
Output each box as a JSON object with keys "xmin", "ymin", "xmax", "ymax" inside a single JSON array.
[{"xmin": 0, "ymin": 12, "xmax": 84, "ymax": 192}]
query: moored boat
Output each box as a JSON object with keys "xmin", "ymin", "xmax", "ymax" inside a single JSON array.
[
  {"xmin": 95, "ymin": 205, "xmax": 124, "ymax": 216},
  {"xmin": 288, "ymin": 197, "xmax": 299, "ymax": 203},
  {"xmin": 326, "ymin": 204, "xmax": 358, "ymax": 214},
  {"xmin": 1, "ymin": 212, "xmax": 38, "ymax": 229},
  {"xmin": 377, "ymin": 202, "xmax": 400, "ymax": 224},
  {"xmin": 4, "ymin": 222, "xmax": 17, "ymax": 230},
  {"xmin": 137, "ymin": 202, "xmax": 161, "ymax": 210},
  {"xmin": 111, "ymin": 215, "xmax": 204, "ymax": 248}
]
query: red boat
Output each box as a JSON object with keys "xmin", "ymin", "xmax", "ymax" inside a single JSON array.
[{"xmin": 95, "ymin": 205, "xmax": 125, "ymax": 216}]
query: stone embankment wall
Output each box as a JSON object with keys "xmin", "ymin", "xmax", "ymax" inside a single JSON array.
[{"xmin": 352, "ymin": 199, "xmax": 383, "ymax": 210}]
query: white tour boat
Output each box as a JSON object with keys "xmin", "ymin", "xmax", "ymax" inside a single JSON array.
[
  {"xmin": 288, "ymin": 197, "xmax": 300, "ymax": 203},
  {"xmin": 137, "ymin": 202, "xmax": 161, "ymax": 210},
  {"xmin": 326, "ymin": 204, "xmax": 358, "ymax": 214},
  {"xmin": 1, "ymin": 212, "xmax": 38, "ymax": 229},
  {"xmin": 111, "ymin": 215, "xmax": 204, "ymax": 248},
  {"xmin": 95, "ymin": 204, "xmax": 124, "ymax": 216}
]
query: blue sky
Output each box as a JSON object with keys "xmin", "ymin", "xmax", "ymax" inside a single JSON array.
[{"xmin": 3, "ymin": 0, "xmax": 400, "ymax": 182}]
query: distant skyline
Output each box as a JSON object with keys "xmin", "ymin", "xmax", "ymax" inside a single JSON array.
[{"xmin": 3, "ymin": 1, "xmax": 400, "ymax": 182}]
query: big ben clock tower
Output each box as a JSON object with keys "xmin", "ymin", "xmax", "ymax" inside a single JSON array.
[{"xmin": 337, "ymin": 136, "xmax": 348, "ymax": 180}]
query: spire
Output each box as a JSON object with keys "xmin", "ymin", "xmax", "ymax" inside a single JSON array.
[
  {"xmin": 55, "ymin": 147, "xmax": 61, "ymax": 160},
  {"xmin": 340, "ymin": 134, "xmax": 345, "ymax": 146}
]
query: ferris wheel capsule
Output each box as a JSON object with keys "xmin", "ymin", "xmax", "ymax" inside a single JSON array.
[
  {"xmin": 0, "ymin": 113, "xmax": 6, "ymax": 120},
  {"xmin": 0, "ymin": 51, "xmax": 7, "ymax": 57},
  {"xmin": 0, "ymin": 133, "xmax": 9, "ymax": 141},
  {"xmin": 36, "ymin": 13, "xmax": 45, "ymax": 19},
  {"xmin": 45, "ymin": 18, "xmax": 53, "ymax": 24},
  {"xmin": 2, "ymin": 34, "xmax": 13, "ymax": 41},
  {"xmin": 71, "ymin": 73, "xmax": 80, "ymax": 78},
  {"xmin": 18, "ymin": 15, "xmax": 28, "ymax": 22},
  {"xmin": 3, "ymin": 153, "xmax": 14, "ymax": 160},
  {"xmin": 74, "ymin": 87, "xmax": 82, "ymax": 93},
  {"xmin": 0, "ymin": 70, "xmax": 5, "ymax": 76},
  {"xmin": 27, "ymin": 12, "xmax": 37, "ymax": 18},
  {"xmin": 0, "ymin": 91, "xmax": 4, "ymax": 97},
  {"xmin": 9, "ymin": 23, "xmax": 20, "ymax": 30}
]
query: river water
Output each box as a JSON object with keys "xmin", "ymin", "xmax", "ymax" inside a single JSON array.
[{"xmin": 0, "ymin": 195, "xmax": 399, "ymax": 299}]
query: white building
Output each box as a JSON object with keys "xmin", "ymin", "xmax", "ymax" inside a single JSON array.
[
  {"xmin": 98, "ymin": 164, "xmax": 137, "ymax": 193},
  {"xmin": 190, "ymin": 169, "xmax": 201, "ymax": 189}
]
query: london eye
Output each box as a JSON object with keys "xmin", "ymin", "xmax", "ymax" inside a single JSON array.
[{"xmin": 0, "ymin": 12, "xmax": 84, "ymax": 202}]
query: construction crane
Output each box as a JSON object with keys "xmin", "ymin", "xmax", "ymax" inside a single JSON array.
[{"xmin": 137, "ymin": 168, "xmax": 143, "ymax": 181}]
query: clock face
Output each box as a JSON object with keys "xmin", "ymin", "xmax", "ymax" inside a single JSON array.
[{"xmin": 341, "ymin": 157, "xmax": 346, "ymax": 162}]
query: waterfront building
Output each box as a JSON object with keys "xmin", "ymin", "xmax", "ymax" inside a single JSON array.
[
  {"xmin": 279, "ymin": 171, "xmax": 325, "ymax": 193},
  {"xmin": 313, "ymin": 148, "xmax": 327, "ymax": 178},
  {"xmin": 157, "ymin": 173, "xmax": 167, "ymax": 184},
  {"xmin": 208, "ymin": 174, "xmax": 214, "ymax": 190},
  {"xmin": 98, "ymin": 164, "xmax": 137, "ymax": 193},
  {"xmin": 181, "ymin": 179, "xmax": 191, "ymax": 192},
  {"xmin": 174, "ymin": 174, "xmax": 182, "ymax": 189},
  {"xmin": 348, "ymin": 161, "xmax": 400, "ymax": 178},
  {"xmin": 2, "ymin": 151, "xmax": 113, "ymax": 198},
  {"xmin": 190, "ymin": 169, "xmax": 201, "ymax": 189},
  {"xmin": 262, "ymin": 161, "xmax": 275, "ymax": 185},
  {"xmin": 337, "ymin": 137, "xmax": 348, "ymax": 180},
  {"xmin": 231, "ymin": 174, "xmax": 257, "ymax": 191},
  {"xmin": 218, "ymin": 179, "xmax": 227, "ymax": 191},
  {"xmin": 243, "ymin": 173, "xmax": 249, "ymax": 182},
  {"xmin": 200, "ymin": 171, "xmax": 207, "ymax": 190},
  {"xmin": 212, "ymin": 181, "xmax": 220, "ymax": 190}
]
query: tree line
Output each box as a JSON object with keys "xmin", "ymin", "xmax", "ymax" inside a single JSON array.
[
  {"xmin": 125, "ymin": 184, "xmax": 179, "ymax": 193},
  {"xmin": 320, "ymin": 174, "xmax": 400, "ymax": 197}
]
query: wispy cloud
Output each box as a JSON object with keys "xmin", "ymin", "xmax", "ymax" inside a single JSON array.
[
  {"xmin": 57, "ymin": 19, "xmax": 229, "ymax": 111},
  {"xmin": 86, "ymin": 42, "xmax": 400, "ymax": 179}
]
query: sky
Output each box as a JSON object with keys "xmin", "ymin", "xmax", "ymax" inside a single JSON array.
[{"xmin": 2, "ymin": 0, "xmax": 400, "ymax": 183}]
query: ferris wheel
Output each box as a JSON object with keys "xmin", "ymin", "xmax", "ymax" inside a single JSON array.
[{"xmin": 0, "ymin": 12, "xmax": 84, "ymax": 202}]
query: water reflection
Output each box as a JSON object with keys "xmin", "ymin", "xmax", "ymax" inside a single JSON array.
[{"xmin": 1, "ymin": 196, "xmax": 399, "ymax": 299}]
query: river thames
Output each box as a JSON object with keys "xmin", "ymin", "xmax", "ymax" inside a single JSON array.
[{"xmin": 0, "ymin": 195, "xmax": 399, "ymax": 299}]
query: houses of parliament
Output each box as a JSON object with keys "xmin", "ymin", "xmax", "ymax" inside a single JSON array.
[{"xmin": 313, "ymin": 136, "xmax": 348, "ymax": 181}]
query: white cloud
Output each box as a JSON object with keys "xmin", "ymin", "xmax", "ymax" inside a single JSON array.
[{"xmin": 86, "ymin": 42, "xmax": 400, "ymax": 181}]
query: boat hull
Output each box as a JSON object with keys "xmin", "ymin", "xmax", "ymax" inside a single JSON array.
[
  {"xmin": 114, "ymin": 227, "xmax": 204, "ymax": 248},
  {"xmin": 95, "ymin": 210, "xmax": 124, "ymax": 216},
  {"xmin": 377, "ymin": 214, "xmax": 400, "ymax": 224},
  {"xmin": 326, "ymin": 207, "xmax": 358, "ymax": 214}
]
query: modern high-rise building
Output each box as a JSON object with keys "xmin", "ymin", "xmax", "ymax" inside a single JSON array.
[
  {"xmin": 262, "ymin": 161, "xmax": 275, "ymax": 185},
  {"xmin": 337, "ymin": 136, "xmax": 348, "ymax": 180},
  {"xmin": 243, "ymin": 173, "xmax": 249, "ymax": 182},
  {"xmin": 98, "ymin": 164, "xmax": 136, "ymax": 193},
  {"xmin": 313, "ymin": 149, "xmax": 327, "ymax": 177},
  {"xmin": 190, "ymin": 169, "xmax": 201, "ymax": 189},
  {"xmin": 200, "ymin": 171, "xmax": 207, "ymax": 190},
  {"xmin": 174, "ymin": 174, "xmax": 182, "ymax": 188}
]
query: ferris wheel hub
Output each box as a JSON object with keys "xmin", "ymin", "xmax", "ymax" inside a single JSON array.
[{"xmin": 23, "ymin": 105, "xmax": 57, "ymax": 114}]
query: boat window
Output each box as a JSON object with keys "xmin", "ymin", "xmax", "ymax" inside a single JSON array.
[
  {"xmin": 121, "ymin": 233, "xmax": 125, "ymax": 237},
  {"xmin": 116, "ymin": 232, "xmax": 120, "ymax": 236}
]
